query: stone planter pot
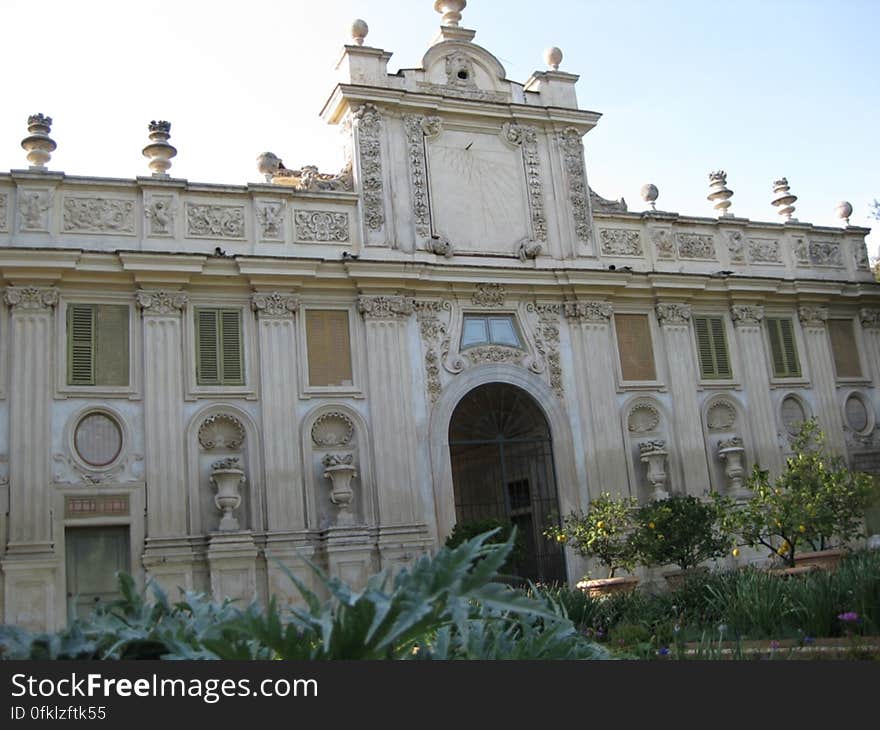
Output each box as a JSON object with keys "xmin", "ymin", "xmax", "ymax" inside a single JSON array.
[
  {"xmin": 794, "ymin": 548, "xmax": 847, "ymax": 572},
  {"xmin": 577, "ymin": 575, "xmax": 639, "ymax": 599},
  {"xmin": 766, "ymin": 564, "xmax": 819, "ymax": 578},
  {"xmin": 210, "ymin": 458, "xmax": 245, "ymax": 532}
]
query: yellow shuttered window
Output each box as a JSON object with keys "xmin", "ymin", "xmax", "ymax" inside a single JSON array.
[
  {"xmin": 66, "ymin": 304, "xmax": 130, "ymax": 386},
  {"xmin": 615, "ymin": 313, "xmax": 657, "ymax": 382},
  {"xmin": 693, "ymin": 315, "xmax": 732, "ymax": 379},
  {"xmin": 195, "ymin": 308, "xmax": 244, "ymax": 386},
  {"xmin": 306, "ymin": 309, "xmax": 353, "ymax": 387},
  {"xmin": 828, "ymin": 319, "xmax": 862, "ymax": 379},
  {"xmin": 765, "ymin": 317, "xmax": 801, "ymax": 378}
]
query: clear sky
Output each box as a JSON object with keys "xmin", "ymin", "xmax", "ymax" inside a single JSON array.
[{"xmin": 1, "ymin": 0, "xmax": 877, "ymax": 252}]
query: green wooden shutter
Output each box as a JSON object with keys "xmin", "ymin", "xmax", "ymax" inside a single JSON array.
[
  {"xmin": 67, "ymin": 304, "xmax": 96, "ymax": 385},
  {"xmin": 694, "ymin": 316, "xmax": 731, "ymax": 379},
  {"xmin": 766, "ymin": 317, "xmax": 800, "ymax": 377},
  {"xmin": 219, "ymin": 309, "xmax": 244, "ymax": 385},
  {"xmin": 711, "ymin": 316, "xmax": 732, "ymax": 377},
  {"xmin": 95, "ymin": 304, "xmax": 130, "ymax": 387},
  {"xmin": 694, "ymin": 316, "xmax": 715, "ymax": 377},
  {"xmin": 196, "ymin": 308, "xmax": 220, "ymax": 385}
]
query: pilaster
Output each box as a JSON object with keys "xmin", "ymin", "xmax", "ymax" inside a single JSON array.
[
  {"xmin": 859, "ymin": 308, "xmax": 880, "ymax": 387},
  {"xmin": 730, "ymin": 305, "xmax": 783, "ymax": 476},
  {"xmin": 564, "ymin": 301, "xmax": 629, "ymax": 496},
  {"xmin": 799, "ymin": 306, "xmax": 846, "ymax": 453},
  {"xmin": 655, "ymin": 303, "xmax": 712, "ymax": 493}
]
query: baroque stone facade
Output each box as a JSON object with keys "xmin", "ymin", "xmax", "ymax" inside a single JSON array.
[{"xmin": 0, "ymin": 6, "xmax": 876, "ymax": 630}]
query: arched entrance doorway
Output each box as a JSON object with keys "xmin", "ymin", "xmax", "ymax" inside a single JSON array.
[{"xmin": 448, "ymin": 383, "xmax": 566, "ymax": 583}]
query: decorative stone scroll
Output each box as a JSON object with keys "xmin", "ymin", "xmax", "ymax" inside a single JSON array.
[
  {"xmin": 564, "ymin": 301, "xmax": 613, "ymax": 323},
  {"xmin": 186, "ymin": 203, "xmax": 245, "ymax": 239},
  {"xmin": 675, "ymin": 232, "xmax": 716, "ymax": 260},
  {"xmin": 62, "ymin": 197, "xmax": 134, "ymax": 234},
  {"xmin": 251, "ymin": 292, "xmax": 298, "ymax": 318},
  {"xmin": 528, "ymin": 303, "xmax": 563, "ymax": 398},
  {"xmin": 655, "ymin": 303, "xmax": 692, "ymax": 326},
  {"xmin": 504, "ymin": 124, "xmax": 547, "ymax": 243},
  {"xmin": 557, "ymin": 127, "xmax": 592, "ymax": 246},
  {"xmin": 730, "ymin": 304, "xmax": 765, "ymax": 327},
  {"xmin": 311, "ymin": 412, "xmax": 355, "ymax": 447},
  {"xmin": 798, "ymin": 305, "xmax": 828, "ymax": 328},
  {"xmin": 415, "ymin": 300, "xmax": 451, "ymax": 403},
  {"xmin": 136, "ymin": 290, "xmax": 187, "ymax": 316},
  {"xmin": 198, "ymin": 414, "xmax": 245, "ymax": 450},
  {"xmin": 471, "ymin": 283, "xmax": 505, "ymax": 307},
  {"xmin": 294, "ymin": 210, "xmax": 349, "ymax": 242},
  {"xmin": 4, "ymin": 286, "xmax": 58, "ymax": 312},
  {"xmin": 357, "ymin": 295, "xmax": 414, "ymax": 320},
  {"xmin": 599, "ymin": 229, "xmax": 642, "ymax": 257},
  {"xmin": 464, "ymin": 345, "xmax": 525, "ymax": 365},
  {"xmin": 0, "ymin": 192, "xmax": 8, "ymax": 231},
  {"xmin": 354, "ymin": 104, "xmax": 385, "ymax": 232},
  {"xmin": 403, "ymin": 114, "xmax": 440, "ymax": 239}
]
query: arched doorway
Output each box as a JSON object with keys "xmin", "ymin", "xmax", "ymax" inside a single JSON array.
[{"xmin": 448, "ymin": 383, "xmax": 566, "ymax": 583}]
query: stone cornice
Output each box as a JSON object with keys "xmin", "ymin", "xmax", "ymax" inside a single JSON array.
[
  {"xmin": 730, "ymin": 304, "xmax": 765, "ymax": 326},
  {"xmin": 357, "ymin": 294, "xmax": 414, "ymax": 320},
  {"xmin": 251, "ymin": 292, "xmax": 299, "ymax": 318},
  {"xmin": 564, "ymin": 301, "xmax": 613, "ymax": 323},
  {"xmin": 655, "ymin": 302, "xmax": 692, "ymax": 326},
  {"xmin": 4, "ymin": 286, "xmax": 58, "ymax": 312},
  {"xmin": 136, "ymin": 289, "xmax": 188, "ymax": 316}
]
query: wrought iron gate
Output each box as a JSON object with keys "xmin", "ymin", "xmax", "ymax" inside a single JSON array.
[{"xmin": 449, "ymin": 383, "xmax": 566, "ymax": 583}]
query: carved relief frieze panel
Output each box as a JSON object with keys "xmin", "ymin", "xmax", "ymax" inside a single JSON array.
[
  {"xmin": 726, "ymin": 231, "xmax": 745, "ymax": 263},
  {"xmin": 144, "ymin": 194, "xmax": 176, "ymax": 237},
  {"xmin": 404, "ymin": 114, "xmax": 441, "ymax": 240},
  {"xmin": 0, "ymin": 191, "xmax": 8, "ymax": 232},
  {"xmin": 599, "ymin": 228, "xmax": 642, "ymax": 257},
  {"xmin": 854, "ymin": 241, "xmax": 870, "ymax": 271},
  {"xmin": 186, "ymin": 203, "xmax": 246, "ymax": 239},
  {"xmin": 354, "ymin": 104, "xmax": 385, "ymax": 233},
  {"xmin": 808, "ymin": 240, "xmax": 843, "ymax": 267},
  {"xmin": 293, "ymin": 210, "xmax": 349, "ymax": 243},
  {"xmin": 747, "ymin": 237, "xmax": 782, "ymax": 264},
  {"xmin": 255, "ymin": 201, "xmax": 285, "ymax": 241},
  {"xmin": 471, "ymin": 283, "xmax": 506, "ymax": 307},
  {"xmin": 414, "ymin": 300, "xmax": 452, "ymax": 404},
  {"xmin": 675, "ymin": 232, "xmax": 716, "ymax": 260},
  {"xmin": 557, "ymin": 127, "xmax": 592, "ymax": 248},
  {"xmin": 17, "ymin": 188, "xmax": 52, "ymax": 232},
  {"xmin": 63, "ymin": 196, "xmax": 135, "ymax": 234},
  {"xmin": 526, "ymin": 303, "xmax": 563, "ymax": 398},
  {"xmin": 651, "ymin": 228, "xmax": 675, "ymax": 259}
]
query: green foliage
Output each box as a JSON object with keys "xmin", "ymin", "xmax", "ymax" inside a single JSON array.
[
  {"xmin": 544, "ymin": 492, "xmax": 639, "ymax": 578},
  {"xmin": 633, "ymin": 493, "xmax": 731, "ymax": 572},
  {"xmin": 0, "ymin": 530, "xmax": 608, "ymax": 661},
  {"xmin": 726, "ymin": 419, "xmax": 877, "ymax": 566},
  {"xmin": 444, "ymin": 517, "xmax": 526, "ymax": 576}
]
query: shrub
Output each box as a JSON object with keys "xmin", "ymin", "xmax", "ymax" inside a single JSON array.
[
  {"xmin": 444, "ymin": 517, "xmax": 526, "ymax": 576},
  {"xmin": 544, "ymin": 492, "xmax": 639, "ymax": 578},
  {"xmin": 633, "ymin": 493, "xmax": 731, "ymax": 573}
]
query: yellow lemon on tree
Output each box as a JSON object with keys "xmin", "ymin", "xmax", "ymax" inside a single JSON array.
[
  {"xmin": 732, "ymin": 548, "xmax": 740, "ymax": 557},
  {"xmin": 596, "ymin": 521, "xmax": 605, "ymax": 529}
]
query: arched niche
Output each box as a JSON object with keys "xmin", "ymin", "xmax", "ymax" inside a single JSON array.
[
  {"xmin": 620, "ymin": 395, "xmax": 679, "ymax": 501},
  {"xmin": 301, "ymin": 405, "xmax": 376, "ymax": 530},
  {"xmin": 700, "ymin": 394, "xmax": 750, "ymax": 494},
  {"xmin": 428, "ymin": 364, "xmax": 581, "ymax": 581},
  {"xmin": 186, "ymin": 404, "xmax": 263, "ymax": 535}
]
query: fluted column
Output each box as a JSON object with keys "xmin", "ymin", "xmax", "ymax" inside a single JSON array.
[
  {"xmin": 358, "ymin": 295, "xmax": 421, "ymax": 525},
  {"xmin": 2, "ymin": 286, "xmax": 60, "ymax": 630},
  {"xmin": 137, "ymin": 291, "xmax": 188, "ymax": 538},
  {"xmin": 656, "ymin": 303, "xmax": 711, "ymax": 493},
  {"xmin": 799, "ymin": 306, "xmax": 845, "ymax": 453},
  {"xmin": 251, "ymin": 293, "xmax": 304, "ymax": 531},
  {"xmin": 859, "ymin": 309, "xmax": 880, "ymax": 387},
  {"xmin": 564, "ymin": 302, "xmax": 629, "ymax": 496},
  {"xmin": 730, "ymin": 305, "xmax": 783, "ymax": 476}
]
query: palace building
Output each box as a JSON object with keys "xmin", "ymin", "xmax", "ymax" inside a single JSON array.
[{"xmin": 1, "ymin": 2, "xmax": 877, "ymax": 630}]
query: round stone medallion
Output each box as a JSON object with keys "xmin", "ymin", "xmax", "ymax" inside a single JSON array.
[{"xmin": 74, "ymin": 412, "xmax": 123, "ymax": 467}]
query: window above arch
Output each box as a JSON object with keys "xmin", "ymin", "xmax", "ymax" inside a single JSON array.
[{"xmin": 460, "ymin": 314, "xmax": 522, "ymax": 349}]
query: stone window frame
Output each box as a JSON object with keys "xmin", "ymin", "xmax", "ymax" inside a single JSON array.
[
  {"xmin": 64, "ymin": 404, "xmax": 130, "ymax": 476},
  {"xmin": 828, "ymin": 314, "xmax": 870, "ymax": 386},
  {"xmin": 182, "ymin": 296, "xmax": 259, "ymax": 401},
  {"xmin": 297, "ymin": 298, "xmax": 365, "ymax": 400},
  {"xmin": 762, "ymin": 308, "xmax": 811, "ymax": 389},
  {"xmin": 54, "ymin": 293, "xmax": 141, "ymax": 400},
  {"xmin": 688, "ymin": 308, "xmax": 742, "ymax": 390},
  {"xmin": 610, "ymin": 306, "xmax": 667, "ymax": 392},
  {"xmin": 459, "ymin": 313, "xmax": 525, "ymax": 350}
]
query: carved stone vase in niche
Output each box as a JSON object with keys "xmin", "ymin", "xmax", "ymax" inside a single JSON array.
[
  {"xmin": 717, "ymin": 436, "xmax": 747, "ymax": 499},
  {"xmin": 639, "ymin": 440, "xmax": 669, "ymax": 501},
  {"xmin": 322, "ymin": 453, "xmax": 358, "ymax": 525},
  {"xmin": 210, "ymin": 456, "xmax": 245, "ymax": 531}
]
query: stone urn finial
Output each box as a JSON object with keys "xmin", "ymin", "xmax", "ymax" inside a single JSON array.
[
  {"xmin": 322, "ymin": 454, "xmax": 358, "ymax": 525},
  {"xmin": 717, "ymin": 436, "xmax": 748, "ymax": 499},
  {"xmin": 640, "ymin": 183, "xmax": 659, "ymax": 211},
  {"xmin": 21, "ymin": 113, "xmax": 57, "ymax": 171},
  {"xmin": 639, "ymin": 440, "xmax": 669, "ymax": 501},
  {"xmin": 210, "ymin": 456, "xmax": 245, "ymax": 531},
  {"xmin": 772, "ymin": 177, "xmax": 797, "ymax": 221},
  {"xmin": 544, "ymin": 46, "xmax": 563, "ymax": 71},
  {"xmin": 835, "ymin": 201, "xmax": 852, "ymax": 226},
  {"xmin": 350, "ymin": 18, "xmax": 369, "ymax": 45},
  {"xmin": 434, "ymin": 0, "xmax": 466, "ymax": 27},
  {"xmin": 142, "ymin": 120, "xmax": 177, "ymax": 178},
  {"xmin": 708, "ymin": 170, "xmax": 734, "ymax": 217}
]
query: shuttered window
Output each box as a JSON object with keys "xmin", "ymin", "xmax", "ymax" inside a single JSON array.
[
  {"xmin": 306, "ymin": 309, "xmax": 353, "ymax": 387},
  {"xmin": 66, "ymin": 304, "xmax": 130, "ymax": 386},
  {"xmin": 828, "ymin": 319, "xmax": 862, "ymax": 379},
  {"xmin": 195, "ymin": 308, "xmax": 244, "ymax": 386},
  {"xmin": 615, "ymin": 313, "xmax": 657, "ymax": 381},
  {"xmin": 693, "ymin": 315, "xmax": 732, "ymax": 379},
  {"xmin": 766, "ymin": 317, "xmax": 801, "ymax": 378}
]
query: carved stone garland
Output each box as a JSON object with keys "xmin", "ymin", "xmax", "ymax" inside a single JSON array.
[
  {"xmin": 557, "ymin": 127, "xmax": 592, "ymax": 246},
  {"xmin": 527, "ymin": 303, "xmax": 563, "ymax": 398},
  {"xmin": 414, "ymin": 300, "xmax": 451, "ymax": 403},
  {"xmin": 354, "ymin": 104, "xmax": 385, "ymax": 232},
  {"xmin": 504, "ymin": 123, "xmax": 547, "ymax": 244},
  {"xmin": 403, "ymin": 115, "xmax": 441, "ymax": 239}
]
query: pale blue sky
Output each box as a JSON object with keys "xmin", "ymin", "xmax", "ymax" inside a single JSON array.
[{"xmin": 1, "ymin": 0, "xmax": 876, "ymax": 249}]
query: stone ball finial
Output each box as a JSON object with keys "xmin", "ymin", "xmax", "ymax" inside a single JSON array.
[
  {"xmin": 640, "ymin": 183, "xmax": 659, "ymax": 211},
  {"xmin": 544, "ymin": 46, "xmax": 563, "ymax": 71},
  {"xmin": 772, "ymin": 177, "xmax": 797, "ymax": 221},
  {"xmin": 351, "ymin": 19, "xmax": 369, "ymax": 45},
  {"xmin": 835, "ymin": 200, "xmax": 853, "ymax": 226},
  {"xmin": 21, "ymin": 112, "xmax": 57, "ymax": 171},
  {"xmin": 707, "ymin": 170, "xmax": 734, "ymax": 217},
  {"xmin": 142, "ymin": 119, "xmax": 177, "ymax": 178},
  {"xmin": 434, "ymin": 0, "xmax": 466, "ymax": 27}
]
